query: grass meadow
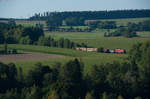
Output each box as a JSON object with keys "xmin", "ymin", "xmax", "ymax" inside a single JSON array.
[
  {"xmin": 45, "ymin": 32, "xmax": 150, "ymax": 51},
  {"xmin": 16, "ymin": 20, "xmax": 46, "ymax": 27},
  {"xmin": 1, "ymin": 44, "xmax": 127, "ymax": 74}
]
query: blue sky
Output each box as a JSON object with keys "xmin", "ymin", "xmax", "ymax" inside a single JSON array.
[{"xmin": 0, "ymin": 0, "xmax": 150, "ymax": 18}]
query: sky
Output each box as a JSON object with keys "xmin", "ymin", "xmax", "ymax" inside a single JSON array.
[{"xmin": 0, "ymin": 0, "xmax": 150, "ymax": 18}]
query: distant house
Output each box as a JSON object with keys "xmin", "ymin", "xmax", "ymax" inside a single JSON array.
[{"xmin": 86, "ymin": 48, "xmax": 98, "ymax": 52}]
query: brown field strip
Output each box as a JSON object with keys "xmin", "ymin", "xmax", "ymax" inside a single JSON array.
[{"xmin": 0, "ymin": 52, "xmax": 64, "ymax": 62}]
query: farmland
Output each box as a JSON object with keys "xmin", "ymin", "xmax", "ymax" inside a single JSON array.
[
  {"xmin": 0, "ymin": 44, "xmax": 127, "ymax": 74},
  {"xmin": 46, "ymin": 32, "xmax": 150, "ymax": 51},
  {"xmin": 0, "ymin": 17, "xmax": 150, "ymax": 74},
  {"xmin": 1, "ymin": 17, "xmax": 150, "ymax": 28}
]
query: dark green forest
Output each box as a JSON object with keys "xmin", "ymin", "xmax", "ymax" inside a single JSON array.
[
  {"xmin": 30, "ymin": 9, "xmax": 150, "ymax": 22},
  {"xmin": 0, "ymin": 41, "xmax": 150, "ymax": 99},
  {"xmin": 29, "ymin": 9, "xmax": 150, "ymax": 28}
]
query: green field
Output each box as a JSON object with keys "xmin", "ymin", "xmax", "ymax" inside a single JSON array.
[
  {"xmin": 16, "ymin": 20, "xmax": 46, "ymax": 27},
  {"xmin": 1, "ymin": 35, "xmax": 149, "ymax": 74},
  {"xmin": 0, "ymin": 20, "xmax": 46, "ymax": 27},
  {"xmin": 1, "ymin": 44, "xmax": 127, "ymax": 74},
  {"xmin": 59, "ymin": 26, "xmax": 89, "ymax": 29},
  {"xmin": 1, "ymin": 17, "xmax": 150, "ymax": 74},
  {"xmin": 137, "ymin": 31, "xmax": 150, "ymax": 37},
  {"xmin": 45, "ymin": 32, "xmax": 105, "ymax": 39},
  {"xmin": 45, "ymin": 32, "xmax": 150, "ymax": 51},
  {"xmin": 71, "ymin": 37, "xmax": 150, "ymax": 51}
]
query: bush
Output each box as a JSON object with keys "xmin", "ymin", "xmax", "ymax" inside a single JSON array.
[
  {"xmin": 97, "ymin": 47, "xmax": 104, "ymax": 52},
  {"xmin": 12, "ymin": 49, "xmax": 17, "ymax": 54}
]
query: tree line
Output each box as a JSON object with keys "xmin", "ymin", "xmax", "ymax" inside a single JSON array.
[
  {"xmin": 104, "ymin": 20, "xmax": 150, "ymax": 38},
  {"xmin": 0, "ymin": 20, "xmax": 88, "ymax": 50},
  {"xmin": 0, "ymin": 20, "xmax": 44, "ymax": 44},
  {"xmin": 30, "ymin": 9, "xmax": 150, "ymax": 23},
  {"xmin": 38, "ymin": 36, "xmax": 88, "ymax": 49},
  {"xmin": 29, "ymin": 9, "xmax": 150, "ymax": 32},
  {"xmin": 0, "ymin": 41, "xmax": 150, "ymax": 99}
]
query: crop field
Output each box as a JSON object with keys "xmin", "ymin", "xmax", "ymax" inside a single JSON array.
[{"xmin": 0, "ymin": 52, "xmax": 64, "ymax": 62}]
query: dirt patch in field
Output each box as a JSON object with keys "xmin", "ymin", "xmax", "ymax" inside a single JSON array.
[{"xmin": 0, "ymin": 52, "xmax": 64, "ymax": 62}]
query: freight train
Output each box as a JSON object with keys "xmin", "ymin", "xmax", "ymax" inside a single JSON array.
[{"xmin": 76, "ymin": 47, "xmax": 126, "ymax": 54}]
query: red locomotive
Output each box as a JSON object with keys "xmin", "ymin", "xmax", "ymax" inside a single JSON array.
[{"xmin": 114, "ymin": 49, "xmax": 126, "ymax": 54}]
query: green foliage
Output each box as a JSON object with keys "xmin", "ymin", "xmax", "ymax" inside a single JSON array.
[
  {"xmin": 88, "ymin": 65, "xmax": 106, "ymax": 87},
  {"xmin": 0, "ymin": 62, "xmax": 18, "ymax": 93},
  {"xmin": 64, "ymin": 17, "xmax": 84, "ymax": 26},
  {"xmin": 88, "ymin": 21, "xmax": 117, "ymax": 30},
  {"xmin": 98, "ymin": 21, "xmax": 117, "ymax": 29},
  {"xmin": 0, "ymin": 22, "xmax": 44, "ymax": 44},
  {"xmin": 102, "ymin": 92, "xmax": 108, "ymax": 99},
  {"xmin": 22, "ymin": 26, "xmax": 44, "ymax": 43},
  {"xmin": 8, "ymin": 19, "xmax": 16, "ymax": 28},
  {"xmin": 0, "ymin": 89, "xmax": 20, "ymax": 99},
  {"xmin": 105, "ymin": 27, "xmax": 137, "ymax": 38},
  {"xmin": 118, "ymin": 95, "xmax": 124, "ymax": 99},
  {"xmin": 37, "ymin": 36, "xmax": 88, "ymax": 49},
  {"xmin": 46, "ymin": 16, "xmax": 62, "ymax": 31},
  {"xmin": 38, "ymin": 36, "xmax": 52, "ymax": 46},
  {"xmin": 4, "ymin": 43, "xmax": 8, "ymax": 54},
  {"xmin": 25, "ymin": 62, "xmax": 52, "ymax": 86},
  {"xmin": 48, "ymin": 90, "xmax": 60, "ymax": 99},
  {"xmin": 0, "ymin": 30, "xmax": 5, "ymax": 44},
  {"xmin": 85, "ymin": 92, "xmax": 95, "ymax": 99},
  {"xmin": 128, "ymin": 41, "xmax": 150, "ymax": 97},
  {"xmin": 51, "ymin": 59, "xmax": 84, "ymax": 99},
  {"xmin": 97, "ymin": 47, "xmax": 104, "ymax": 52},
  {"xmin": 134, "ymin": 97, "xmax": 142, "ymax": 99},
  {"xmin": 25, "ymin": 86, "xmax": 42, "ymax": 99},
  {"xmin": 19, "ymin": 36, "xmax": 31, "ymax": 44}
]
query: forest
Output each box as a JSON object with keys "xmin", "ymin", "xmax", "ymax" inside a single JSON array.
[{"xmin": 30, "ymin": 9, "xmax": 150, "ymax": 22}]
